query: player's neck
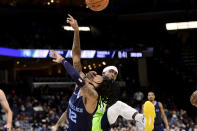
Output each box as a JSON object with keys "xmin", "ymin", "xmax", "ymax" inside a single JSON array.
[{"xmin": 150, "ymin": 100, "xmax": 155, "ymax": 104}]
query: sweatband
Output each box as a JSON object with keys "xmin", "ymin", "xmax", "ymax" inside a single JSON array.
[
  {"xmin": 102, "ymin": 66, "xmax": 118, "ymax": 74},
  {"xmin": 62, "ymin": 59, "xmax": 85, "ymax": 87}
]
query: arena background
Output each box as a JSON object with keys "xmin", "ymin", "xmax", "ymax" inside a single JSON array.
[{"xmin": 0, "ymin": 0, "xmax": 197, "ymax": 130}]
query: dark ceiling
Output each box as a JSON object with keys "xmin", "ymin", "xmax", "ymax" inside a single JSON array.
[
  {"xmin": 0, "ymin": 0, "xmax": 197, "ymax": 50},
  {"xmin": 0, "ymin": 0, "xmax": 197, "ymax": 16},
  {"xmin": 1, "ymin": 0, "xmax": 197, "ymax": 24}
]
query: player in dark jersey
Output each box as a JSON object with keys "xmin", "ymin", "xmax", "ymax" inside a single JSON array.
[
  {"xmin": 52, "ymin": 14, "xmax": 144, "ymax": 131},
  {"xmin": 50, "ymin": 49, "xmax": 116, "ymax": 131},
  {"xmin": 146, "ymin": 92, "xmax": 169, "ymax": 131},
  {"xmin": 0, "ymin": 89, "xmax": 12, "ymax": 130}
]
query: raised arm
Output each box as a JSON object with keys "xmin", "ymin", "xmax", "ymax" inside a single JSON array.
[
  {"xmin": 67, "ymin": 14, "xmax": 82, "ymax": 73},
  {"xmin": 0, "ymin": 90, "xmax": 12, "ymax": 131}
]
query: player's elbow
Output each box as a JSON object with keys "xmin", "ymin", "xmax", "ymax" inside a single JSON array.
[
  {"xmin": 72, "ymin": 53, "xmax": 81, "ymax": 59},
  {"xmin": 5, "ymin": 108, "xmax": 12, "ymax": 117},
  {"xmin": 161, "ymin": 114, "xmax": 167, "ymax": 119},
  {"xmin": 72, "ymin": 56, "xmax": 81, "ymax": 63},
  {"xmin": 8, "ymin": 108, "xmax": 12, "ymax": 115}
]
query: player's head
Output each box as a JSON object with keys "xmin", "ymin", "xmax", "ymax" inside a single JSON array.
[
  {"xmin": 148, "ymin": 92, "xmax": 155, "ymax": 102},
  {"xmin": 95, "ymin": 76, "xmax": 118, "ymax": 105},
  {"xmin": 190, "ymin": 90, "xmax": 197, "ymax": 107},
  {"xmin": 102, "ymin": 66, "xmax": 118, "ymax": 80},
  {"xmin": 86, "ymin": 75, "xmax": 118, "ymax": 105},
  {"xmin": 86, "ymin": 75, "xmax": 104, "ymax": 88}
]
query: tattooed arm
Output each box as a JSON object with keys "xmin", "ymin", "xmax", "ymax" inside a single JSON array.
[{"xmin": 50, "ymin": 50, "xmax": 98, "ymax": 114}]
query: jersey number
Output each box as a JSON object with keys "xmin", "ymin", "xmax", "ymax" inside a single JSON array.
[{"xmin": 69, "ymin": 109, "xmax": 77, "ymax": 123}]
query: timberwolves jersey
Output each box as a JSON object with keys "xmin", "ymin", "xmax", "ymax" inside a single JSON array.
[
  {"xmin": 154, "ymin": 101, "xmax": 163, "ymax": 125},
  {"xmin": 67, "ymin": 86, "xmax": 96, "ymax": 131}
]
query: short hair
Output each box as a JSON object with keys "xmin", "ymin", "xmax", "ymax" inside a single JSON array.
[{"xmin": 148, "ymin": 91, "xmax": 155, "ymax": 95}]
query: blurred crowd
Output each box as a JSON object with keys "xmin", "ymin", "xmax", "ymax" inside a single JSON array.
[
  {"xmin": 0, "ymin": 90, "xmax": 70, "ymax": 131},
  {"xmin": 110, "ymin": 109, "xmax": 197, "ymax": 131},
  {"xmin": 0, "ymin": 89, "xmax": 196, "ymax": 131}
]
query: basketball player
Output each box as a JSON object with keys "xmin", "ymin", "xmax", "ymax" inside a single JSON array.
[
  {"xmin": 86, "ymin": 67, "xmax": 145, "ymax": 131},
  {"xmin": 50, "ymin": 49, "xmax": 117, "ymax": 131},
  {"xmin": 145, "ymin": 92, "xmax": 169, "ymax": 131},
  {"xmin": 0, "ymin": 89, "xmax": 13, "ymax": 130},
  {"xmin": 53, "ymin": 14, "xmax": 144, "ymax": 131},
  {"xmin": 70, "ymin": 14, "xmax": 144, "ymax": 131}
]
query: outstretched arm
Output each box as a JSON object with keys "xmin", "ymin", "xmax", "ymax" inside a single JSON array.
[
  {"xmin": 50, "ymin": 50, "xmax": 98, "ymax": 102},
  {"xmin": 0, "ymin": 90, "xmax": 12, "ymax": 131},
  {"xmin": 67, "ymin": 14, "xmax": 82, "ymax": 73}
]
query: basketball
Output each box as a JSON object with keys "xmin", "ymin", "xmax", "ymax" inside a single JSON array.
[
  {"xmin": 190, "ymin": 90, "xmax": 197, "ymax": 107},
  {"xmin": 85, "ymin": 0, "xmax": 109, "ymax": 11}
]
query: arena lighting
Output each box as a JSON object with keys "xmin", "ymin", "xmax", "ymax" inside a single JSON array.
[
  {"xmin": 102, "ymin": 61, "xmax": 106, "ymax": 65},
  {"xmin": 166, "ymin": 21, "xmax": 197, "ymax": 30},
  {"xmin": 0, "ymin": 47, "xmax": 144, "ymax": 58},
  {"xmin": 63, "ymin": 26, "xmax": 90, "ymax": 31}
]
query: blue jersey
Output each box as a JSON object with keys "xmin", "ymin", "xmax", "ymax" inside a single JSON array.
[
  {"xmin": 154, "ymin": 101, "xmax": 163, "ymax": 125},
  {"xmin": 67, "ymin": 86, "xmax": 96, "ymax": 131}
]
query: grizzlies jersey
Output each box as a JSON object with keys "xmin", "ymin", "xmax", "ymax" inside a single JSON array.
[
  {"xmin": 67, "ymin": 86, "xmax": 96, "ymax": 131},
  {"xmin": 154, "ymin": 101, "xmax": 163, "ymax": 125}
]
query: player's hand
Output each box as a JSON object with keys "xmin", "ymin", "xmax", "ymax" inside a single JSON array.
[
  {"xmin": 52, "ymin": 125, "xmax": 58, "ymax": 131},
  {"xmin": 50, "ymin": 50, "xmax": 64, "ymax": 63},
  {"xmin": 4, "ymin": 123, "xmax": 12, "ymax": 131},
  {"xmin": 86, "ymin": 71, "xmax": 97, "ymax": 80},
  {"xmin": 67, "ymin": 14, "xmax": 79, "ymax": 31},
  {"xmin": 165, "ymin": 126, "xmax": 170, "ymax": 131}
]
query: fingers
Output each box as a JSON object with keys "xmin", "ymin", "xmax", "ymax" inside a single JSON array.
[
  {"xmin": 49, "ymin": 50, "xmax": 56, "ymax": 58},
  {"xmin": 50, "ymin": 50, "xmax": 56, "ymax": 54},
  {"xmin": 49, "ymin": 53, "xmax": 55, "ymax": 58},
  {"xmin": 67, "ymin": 17, "xmax": 72, "ymax": 21},
  {"xmin": 68, "ymin": 14, "xmax": 74, "ymax": 19},
  {"xmin": 67, "ymin": 14, "xmax": 74, "ymax": 22},
  {"xmin": 52, "ymin": 59, "xmax": 58, "ymax": 63},
  {"xmin": 66, "ymin": 19, "xmax": 72, "ymax": 24},
  {"xmin": 67, "ymin": 18, "xmax": 74, "ymax": 24},
  {"xmin": 4, "ymin": 125, "xmax": 11, "ymax": 131},
  {"xmin": 67, "ymin": 14, "xmax": 76, "ymax": 24},
  {"xmin": 92, "ymin": 71, "xmax": 97, "ymax": 75},
  {"xmin": 86, "ymin": 71, "xmax": 97, "ymax": 80}
]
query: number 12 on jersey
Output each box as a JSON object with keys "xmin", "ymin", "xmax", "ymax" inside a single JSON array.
[{"xmin": 69, "ymin": 109, "xmax": 77, "ymax": 123}]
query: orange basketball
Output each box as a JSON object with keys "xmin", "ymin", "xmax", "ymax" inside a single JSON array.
[
  {"xmin": 86, "ymin": 0, "xmax": 109, "ymax": 11},
  {"xmin": 190, "ymin": 90, "xmax": 197, "ymax": 107}
]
